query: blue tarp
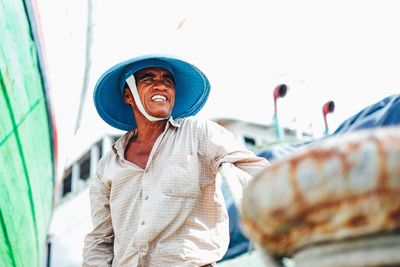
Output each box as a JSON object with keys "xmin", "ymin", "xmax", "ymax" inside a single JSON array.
[
  {"xmin": 334, "ymin": 94, "xmax": 400, "ymax": 134},
  {"xmin": 221, "ymin": 94, "xmax": 400, "ymax": 261}
]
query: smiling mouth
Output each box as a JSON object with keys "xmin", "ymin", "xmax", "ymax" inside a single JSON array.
[{"xmin": 151, "ymin": 95, "xmax": 167, "ymax": 102}]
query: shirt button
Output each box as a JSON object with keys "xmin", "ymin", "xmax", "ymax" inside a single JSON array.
[
  {"xmin": 138, "ymin": 244, "xmax": 148, "ymax": 256},
  {"xmin": 144, "ymin": 196, "xmax": 149, "ymax": 200},
  {"xmin": 138, "ymin": 250, "xmax": 146, "ymax": 256},
  {"xmin": 141, "ymin": 221, "xmax": 145, "ymax": 226}
]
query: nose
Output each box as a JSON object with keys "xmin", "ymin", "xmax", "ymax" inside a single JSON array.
[
  {"xmin": 152, "ymin": 76, "xmax": 173, "ymax": 90},
  {"xmin": 152, "ymin": 80, "xmax": 167, "ymax": 90}
]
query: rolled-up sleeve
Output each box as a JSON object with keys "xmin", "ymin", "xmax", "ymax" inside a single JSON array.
[
  {"xmin": 201, "ymin": 119, "xmax": 269, "ymax": 211},
  {"xmin": 82, "ymin": 157, "xmax": 114, "ymax": 267}
]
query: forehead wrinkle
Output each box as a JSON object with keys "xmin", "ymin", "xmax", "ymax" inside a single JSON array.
[
  {"xmin": 137, "ymin": 72, "xmax": 156, "ymax": 81},
  {"xmin": 135, "ymin": 68, "xmax": 175, "ymax": 84}
]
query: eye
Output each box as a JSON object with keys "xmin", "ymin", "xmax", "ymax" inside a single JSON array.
[
  {"xmin": 163, "ymin": 78, "xmax": 174, "ymax": 86},
  {"xmin": 140, "ymin": 77, "xmax": 154, "ymax": 84}
]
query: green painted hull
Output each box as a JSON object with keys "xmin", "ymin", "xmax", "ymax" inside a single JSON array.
[{"xmin": 0, "ymin": 0, "xmax": 55, "ymax": 266}]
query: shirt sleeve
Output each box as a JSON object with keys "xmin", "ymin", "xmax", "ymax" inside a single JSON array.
[
  {"xmin": 204, "ymin": 119, "xmax": 269, "ymax": 176},
  {"xmin": 82, "ymin": 156, "xmax": 114, "ymax": 267},
  {"xmin": 202, "ymin": 119, "xmax": 269, "ymax": 211}
]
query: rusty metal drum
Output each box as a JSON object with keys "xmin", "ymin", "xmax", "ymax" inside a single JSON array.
[{"xmin": 241, "ymin": 127, "xmax": 400, "ymax": 266}]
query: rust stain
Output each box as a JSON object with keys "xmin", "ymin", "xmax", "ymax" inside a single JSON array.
[
  {"xmin": 346, "ymin": 141, "xmax": 363, "ymax": 151},
  {"xmin": 288, "ymin": 147, "xmax": 351, "ymax": 180},
  {"xmin": 293, "ymin": 147, "xmax": 338, "ymax": 163},
  {"xmin": 295, "ymin": 190, "xmax": 400, "ymax": 220},
  {"xmin": 263, "ymin": 233, "xmax": 287, "ymax": 244},
  {"xmin": 289, "ymin": 160, "xmax": 306, "ymax": 207},
  {"xmin": 244, "ymin": 190, "xmax": 400, "ymax": 255},
  {"xmin": 370, "ymin": 136, "xmax": 389, "ymax": 190},
  {"xmin": 346, "ymin": 214, "xmax": 368, "ymax": 228},
  {"xmin": 270, "ymin": 208, "xmax": 285, "ymax": 218},
  {"xmin": 388, "ymin": 207, "xmax": 400, "ymax": 222},
  {"xmin": 339, "ymin": 151, "xmax": 352, "ymax": 179}
]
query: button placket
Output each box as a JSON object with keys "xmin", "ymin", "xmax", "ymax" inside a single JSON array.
[
  {"xmin": 138, "ymin": 244, "xmax": 149, "ymax": 256},
  {"xmin": 138, "ymin": 171, "xmax": 146, "ymax": 227},
  {"xmin": 142, "ymin": 168, "xmax": 150, "ymax": 201},
  {"xmin": 140, "ymin": 172, "xmax": 148, "ymax": 231}
]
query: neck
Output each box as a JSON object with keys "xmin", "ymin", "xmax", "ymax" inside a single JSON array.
[
  {"xmin": 124, "ymin": 114, "xmax": 168, "ymax": 169},
  {"xmin": 128, "ymin": 99, "xmax": 171, "ymax": 143},
  {"xmin": 135, "ymin": 119, "xmax": 168, "ymax": 142}
]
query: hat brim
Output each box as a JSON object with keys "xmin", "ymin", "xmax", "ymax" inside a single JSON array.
[{"xmin": 94, "ymin": 55, "xmax": 210, "ymax": 130}]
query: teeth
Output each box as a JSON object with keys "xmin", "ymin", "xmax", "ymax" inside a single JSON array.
[{"xmin": 151, "ymin": 95, "xmax": 166, "ymax": 101}]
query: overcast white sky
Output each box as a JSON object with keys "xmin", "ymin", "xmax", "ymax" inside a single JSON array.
[{"xmin": 37, "ymin": 0, "xmax": 400, "ymax": 174}]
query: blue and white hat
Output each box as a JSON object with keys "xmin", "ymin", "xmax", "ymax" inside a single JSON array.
[{"xmin": 93, "ymin": 54, "xmax": 210, "ymax": 130}]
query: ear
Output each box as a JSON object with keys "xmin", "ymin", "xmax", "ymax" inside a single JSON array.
[{"xmin": 123, "ymin": 87, "xmax": 134, "ymax": 104}]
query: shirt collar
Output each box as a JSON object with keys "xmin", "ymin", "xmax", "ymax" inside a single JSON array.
[
  {"xmin": 112, "ymin": 117, "xmax": 181, "ymax": 158},
  {"xmin": 168, "ymin": 116, "xmax": 181, "ymax": 128}
]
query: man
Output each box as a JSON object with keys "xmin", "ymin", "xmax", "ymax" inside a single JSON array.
[{"xmin": 83, "ymin": 55, "xmax": 269, "ymax": 267}]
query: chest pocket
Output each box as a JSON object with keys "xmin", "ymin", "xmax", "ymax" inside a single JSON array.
[{"xmin": 161, "ymin": 154, "xmax": 200, "ymax": 198}]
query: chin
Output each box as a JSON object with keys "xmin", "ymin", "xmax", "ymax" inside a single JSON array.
[
  {"xmin": 150, "ymin": 111, "xmax": 172, "ymax": 118},
  {"xmin": 149, "ymin": 106, "xmax": 173, "ymax": 116}
]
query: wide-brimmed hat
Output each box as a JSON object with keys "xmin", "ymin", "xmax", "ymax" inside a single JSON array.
[{"xmin": 93, "ymin": 54, "xmax": 210, "ymax": 130}]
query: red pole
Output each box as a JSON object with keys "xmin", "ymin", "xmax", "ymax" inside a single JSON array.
[
  {"xmin": 322, "ymin": 100, "xmax": 335, "ymax": 135},
  {"xmin": 273, "ymin": 84, "xmax": 288, "ymax": 140}
]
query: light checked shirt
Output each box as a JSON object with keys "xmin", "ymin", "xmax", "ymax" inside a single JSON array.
[{"xmin": 82, "ymin": 116, "xmax": 269, "ymax": 267}]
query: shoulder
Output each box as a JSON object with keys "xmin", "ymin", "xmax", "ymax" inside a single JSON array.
[
  {"xmin": 175, "ymin": 115, "xmax": 203, "ymax": 125},
  {"xmin": 175, "ymin": 116, "xmax": 220, "ymax": 130},
  {"xmin": 176, "ymin": 116, "xmax": 221, "ymax": 137},
  {"xmin": 95, "ymin": 150, "xmax": 114, "ymax": 178},
  {"xmin": 175, "ymin": 116, "xmax": 233, "ymax": 141}
]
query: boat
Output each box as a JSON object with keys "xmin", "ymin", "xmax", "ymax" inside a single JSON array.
[{"xmin": 0, "ymin": 0, "xmax": 57, "ymax": 266}]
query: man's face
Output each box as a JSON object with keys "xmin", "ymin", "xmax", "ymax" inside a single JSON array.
[{"xmin": 133, "ymin": 67, "xmax": 176, "ymax": 118}]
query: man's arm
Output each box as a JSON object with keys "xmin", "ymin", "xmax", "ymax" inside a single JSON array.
[
  {"xmin": 202, "ymin": 119, "xmax": 269, "ymax": 209},
  {"xmin": 204, "ymin": 119, "xmax": 269, "ymax": 176},
  {"xmin": 218, "ymin": 162, "xmax": 252, "ymax": 210},
  {"xmin": 82, "ymin": 157, "xmax": 114, "ymax": 267}
]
